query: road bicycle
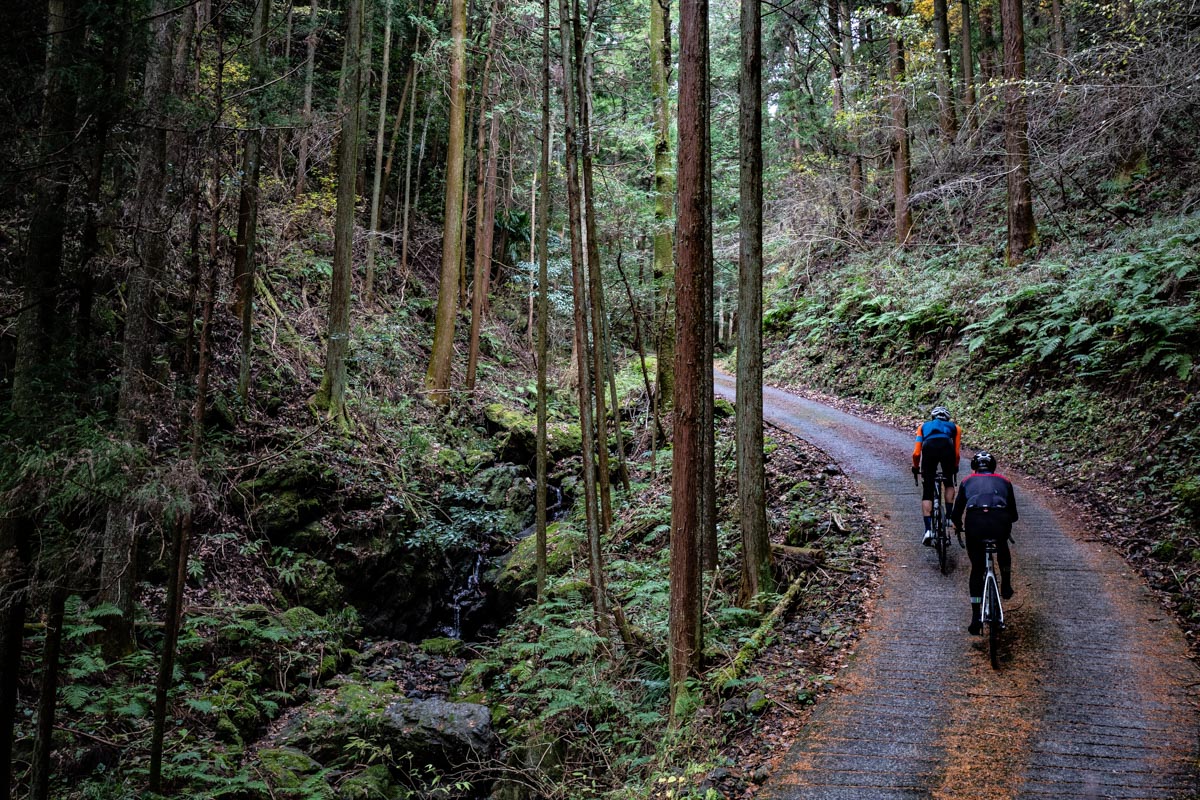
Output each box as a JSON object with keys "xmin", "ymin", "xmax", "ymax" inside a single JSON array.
[
  {"xmin": 916, "ymin": 465, "xmax": 952, "ymax": 574},
  {"xmin": 980, "ymin": 537, "xmax": 1005, "ymax": 668}
]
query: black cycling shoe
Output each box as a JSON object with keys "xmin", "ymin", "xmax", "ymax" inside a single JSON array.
[
  {"xmin": 1001, "ymin": 582, "xmax": 1014, "ymax": 600},
  {"xmin": 968, "ymin": 620, "xmax": 982, "ymax": 635}
]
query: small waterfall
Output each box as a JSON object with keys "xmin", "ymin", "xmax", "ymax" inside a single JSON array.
[{"xmin": 441, "ymin": 554, "xmax": 485, "ymax": 640}]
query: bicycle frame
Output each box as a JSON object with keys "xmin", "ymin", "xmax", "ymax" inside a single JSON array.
[{"xmin": 980, "ymin": 538, "xmax": 1004, "ymax": 667}]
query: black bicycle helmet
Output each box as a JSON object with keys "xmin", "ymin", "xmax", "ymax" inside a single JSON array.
[
  {"xmin": 971, "ymin": 451, "xmax": 997, "ymax": 473},
  {"xmin": 931, "ymin": 405, "xmax": 951, "ymax": 421}
]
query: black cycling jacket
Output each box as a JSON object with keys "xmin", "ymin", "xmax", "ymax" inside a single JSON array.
[{"xmin": 950, "ymin": 471, "xmax": 1019, "ymax": 529}]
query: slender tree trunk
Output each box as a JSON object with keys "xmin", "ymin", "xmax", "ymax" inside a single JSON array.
[
  {"xmin": 933, "ymin": 0, "xmax": 958, "ymax": 140},
  {"xmin": 961, "ymin": 0, "xmax": 976, "ymax": 120},
  {"xmin": 840, "ymin": 0, "xmax": 866, "ymax": 225},
  {"xmin": 296, "ymin": 0, "xmax": 319, "ymax": 197},
  {"xmin": 978, "ymin": 0, "xmax": 997, "ymax": 80},
  {"xmin": 100, "ymin": 0, "xmax": 180, "ymax": 659},
  {"xmin": 738, "ymin": 0, "xmax": 770, "ymax": 604},
  {"xmin": 559, "ymin": 0, "xmax": 609, "ymax": 636},
  {"xmin": 28, "ymin": 589, "xmax": 65, "ymax": 800},
  {"xmin": 650, "ymin": 0, "xmax": 675, "ymax": 411},
  {"xmin": 234, "ymin": 0, "xmax": 271, "ymax": 402},
  {"xmin": 1001, "ymin": 0, "xmax": 1036, "ymax": 262},
  {"xmin": 0, "ymin": 522, "xmax": 31, "ymax": 800},
  {"xmin": 670, "ymin": 0, "xmax": 706, "ymax": 711},
  {"xmin": 573, "ymin": 0, "xmax": 615, "ymax": 534},
  {"xmin": 315, "ymin": 0, "xmax": 364, "ymax": 422},
  {"xmin": 426, "ymin": 0, "xmax": 469, "ymax": 404},
  {"xmin": 466, "ymin": 1, "xmax": 502, "ymax": 390},
  {"xmin": 365, "ymin": 0, "xmax": 394, "ymax": 306},
  {"xmin": 1051, "ymin": 0, "xmax": 1065, "ymax": 70},
  {"xmin": 886, "ymin": 1, "xmax": 912, "ymax": 245},
  {"xmin": 535, "ymin": 0, "xmax": 551, "ymax": 601}
]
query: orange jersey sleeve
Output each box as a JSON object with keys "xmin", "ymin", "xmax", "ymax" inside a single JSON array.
[{"xmin": 912, "ymin": 422, "xmax": 923, "ymax": 468}]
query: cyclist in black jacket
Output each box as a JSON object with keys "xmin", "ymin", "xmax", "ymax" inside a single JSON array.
[{"xmin": 950, "ymin": 451, "xmax": 1019, "ymax": 635}]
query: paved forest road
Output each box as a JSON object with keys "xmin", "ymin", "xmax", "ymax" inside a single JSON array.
[{"xmin": 713, "ymin": 372, "xmax": 1200, "ymax": 800}]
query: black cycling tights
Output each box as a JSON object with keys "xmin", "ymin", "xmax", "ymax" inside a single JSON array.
[{"xmin": 966, "ymin": 520, "xmax": 1012, "ymax": 599}]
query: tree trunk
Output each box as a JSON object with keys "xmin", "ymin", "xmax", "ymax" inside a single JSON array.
[
  {"xmin": 28, "ymin": 589, "xmax": 64, "ymax": 800},
  {"xmin": 559, "ymin": 0, "xmax": 609, "ymax": 636},
  {"xmin": 426, "ymin": 0, "xmax": 469, "ymax": 404},
  {"xmin": 978, "ymin": 0, "xmax": 997, "ymax": 80},
  {"xmin": 234, "ymin": 0, "xmax": 271, "ymax": 402},
  {"xmin": 1001, "ymin": 0, "xmax": 1036, "ymax": 262},
  {"xmin": 467, "ymin": 1, "xmax": 503, "ymax": 390},
  {"xmin": 960, "ymin": 0, "xmax": 976, "ymax": 120},
  {"xmin": 574, "ymin": 0, "xmax": 615, "ymax": 534},
  {"xmin": 0, "ymin": 522, "xmax": 32, "ymax": 800},
  {"xmin": 933, "ymin": 0, "xmax": 958, "ymax": 140},
  {"xmin": 650, "ymin": 0, "xmax": 675, "ymax": 412},
  {"xmin": 841, "ymin": 0, "xmax": 866, "ymax": 226},
  {"xmin": 13, "ymin": 0, "xmax": 83, "ymax": 414},
  {"xmin": 1051, "ymin": 0, "xmax": 1065, "ymax": 70},
  {"xmin": 100, "ymin": 0, "xmax": 180, "ymax": 659},
  {"xmin": 401, "ymin": 81, "xmax": 431, "ymax": 277},
  {"xmin": 738, "ymin": 0, "xmax": 771, "ymax": 604},
  {"xmin": 535, "ymin": 0, "xmax": 552, "ymax": 602},
  {"xmin": 670, "ymin": 0, "xmax": 707, "ymax": 711},
  {"xmin": 885, "ymin": 1, "xmax": 912, "ymax": 245},
  {"xmin": 364, "ymin": 0, "xmax": 394, "ymax": 306},
  {"xmin": 699, "ymin": 3, "xmax": 716, "ymax": 576},
  {"xmin": 296, "ymin": 0, "xmax": 319, "ymax": 197},
  {"xmin": 314, "ymin": 0, "xmax": 364, "ymax": 423}
]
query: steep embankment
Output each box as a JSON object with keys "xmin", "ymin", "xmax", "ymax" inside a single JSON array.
[{"xmin": 760, "ymin": 217, "xmax": 1200, "ymax": 649}]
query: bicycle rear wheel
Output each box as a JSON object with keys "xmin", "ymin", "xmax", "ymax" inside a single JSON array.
[
  {"xmin": 986, "ymin": 583, "xmax": 1002, "ymax": 668},
  {"xmin": 935, "ymin": 514, "xmax": 948, "ymax": 574}
]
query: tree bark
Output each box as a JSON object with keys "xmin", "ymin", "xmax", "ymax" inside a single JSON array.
[
  {"xmin": 559, "ymin": 0, "xmax": 609, "ymax": 636},
  {"xmin": 650, "ymin": 0, "xmax": 675, "ymax": 412},
  {"xmin": 364, "ymin": 0, "xmax": 394, "ymax": 306},
  {"xmin": 1001, "ymin": 0, "xmax": 1037, "ymax": 262},
  {"xmin": 100, "ymin": 0, "xmax": 180, "ymax": 659},
  {"xmin": 315, "ymin": 0, "xmax": 364, "ymax": 423},
  {"xmin": 296, "ymin": 0, "xmax": 319, "ymax": 197},
  {"xmin": 426, "ymin": 0, "xmax": 469, "ymax": 405},
  {"xmin": 28, "ymin": 589, "xmax": 64, "ymax": 800},
  {"xmin": 535, "ymin": 0, "xmax": 552, "ymax": 602},
  {"xmin": 961, "ymin": 0, "xmax": 976, "ymax": 120},
  {"xmin": 467, "ymin": 0, "xmax": 503, "ymax": 390},
  {"xmin": 840, "ymin": 0, "xmax": 866, "ymax": 226},
  {"xmin": 573, "ymin": 0, "xmax": 615, "ymax": 535},
  {"xmin": 885, "ymin": 1, "xmax": 912, "ymax": 245},
  {"xmin": 933, "ymin": 0, "xmax": 958, "ymax": 140},
  {"xmin": 738, "ymin": 0, "xmax": 771, "ymax": 604},
  {"xmin": 234, "ymin": 0, "xmax": 271, "ymax": 402},
  {"xmin": 978, "ymin": 0, "xmax": 997, "ymax": 80},
  {"xmin": 670, "ymin": 0, "xmax": 707, "ymax": 711}
]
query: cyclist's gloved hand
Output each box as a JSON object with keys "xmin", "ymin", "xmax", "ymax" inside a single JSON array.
[{"xmin": 911, "ymin": 466, "xmax": 919, "ymax": 478}]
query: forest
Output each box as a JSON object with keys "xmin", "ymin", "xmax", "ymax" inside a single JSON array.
[{"xmin": 1, "ymin": 0, "xmax": 1199, "ymax": 795}]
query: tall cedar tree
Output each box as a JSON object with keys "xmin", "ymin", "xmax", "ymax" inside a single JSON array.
[
  {"xmin": 932, "ymin": 0, "xmax": 957, "ymax": 140},
  {"xmin": 738, "ymin": 0, "xmax": 771, "ymax": 603},
  {"xmin": 315, "ymin": 0, "xmax": 364, "ymax": 421},
  {"xmin": 886, "ymin": 1, "xmax": 912, "ymax": 244},
  {"xmin": 670, "ymin": 0, "xmax": 707, "ymax": 709},
  {"xmin": 99, "ymin": 0, "xmax": 180, "ymax": 659},
  {"xmin": 1001, "ymin": 0, "xmax": 1037, "ymax": 261},
  {"xmin": 427, "ymin": 0, "xmax": 469, "ymax": 404}
]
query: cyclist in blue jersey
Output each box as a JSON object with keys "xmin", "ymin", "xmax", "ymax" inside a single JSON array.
[
  {"xmin": 911, "ymin": 405, "xmax": 961, "ymax": 546},
  {"xmin": 950, "ymin": 451, "xmax": 1019, "ymax": 635}
]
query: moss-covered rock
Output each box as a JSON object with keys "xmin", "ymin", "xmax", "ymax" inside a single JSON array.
[
  {"xmin": 257, "ymin": 747, "xmax": 328, "ymax": 792},
  {"xmin": 336, "ymin": 764, "xmax": 395, "ymax": 799},
  {"xmin": 494, "ymin": 523, "xmax": 579, "ymax": 603},
  {"xmin": 236, "ymin": 457, "xmax": 341, "ymax": 543},
  {"xmin": 277, "ymin": 550, "xmax": 344, "ymax": 613},
  {"xmin": 484, "ymin": 402, "xmax": 582, "ymax": 461}
]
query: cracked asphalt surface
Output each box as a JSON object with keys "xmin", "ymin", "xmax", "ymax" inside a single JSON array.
[{"xmin": 713, "ymin": 372, "xmax": 1200, "ymax": 800}]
